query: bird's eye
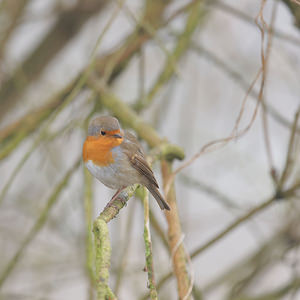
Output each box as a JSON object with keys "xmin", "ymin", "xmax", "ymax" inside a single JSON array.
[{"xmin": 100, "ymin": 131, "xmax": 106, "ymax": 136}]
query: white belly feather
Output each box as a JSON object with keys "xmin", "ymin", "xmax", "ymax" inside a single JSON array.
[
  {"xmin": 85, "ymin": 160, "xmax": 120, "ymax": 189},
  {"xmin": 85, "ymin": 145, "xmax": 141, "ymax": 190}
]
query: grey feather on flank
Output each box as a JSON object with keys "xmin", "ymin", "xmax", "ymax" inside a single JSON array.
[
  {"xmin": 130, "ymin": 154, "xmax": 159, "ymax": 188},
  {"xmin": 121, "ymin": 129, "xmax": 170, "ymax": 210},
  {"xmin": 121, "ymin": 131, "xmax": 159, "ymax": 188}
]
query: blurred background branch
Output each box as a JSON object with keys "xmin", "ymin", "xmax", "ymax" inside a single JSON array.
[{"xmin": 1, "ymin": 0, "xmax": 300, "ymax": 299}]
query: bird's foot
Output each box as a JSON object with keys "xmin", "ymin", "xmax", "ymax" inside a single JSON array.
[{"xmin": 107, "ymin": 187, "xmax": 127, "ymax": 208}]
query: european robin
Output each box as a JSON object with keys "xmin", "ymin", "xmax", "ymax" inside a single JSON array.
[{"xmin": 82, "ymin": 116, "xmax": 170, "ymax": 210}]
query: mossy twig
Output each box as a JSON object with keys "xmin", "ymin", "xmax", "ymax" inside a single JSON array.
[
  {"xmin": 142, "ymin": 187, "xmax": 158, "ymax": 299},
  {"xmin": 93, "ymin": 218, "xmax": 116, "ymax": 300},
  {"xmin": 84, "ymin": 169, "xmax": 95, "ymax": 299},
  {"xmin": 92, "ymin": 185, "xmax": 138, "ymax": 299}
]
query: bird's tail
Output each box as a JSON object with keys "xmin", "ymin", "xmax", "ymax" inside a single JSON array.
[{"xmin": 146, "ymin": 184, "xmax": 170, "ymax": 210}]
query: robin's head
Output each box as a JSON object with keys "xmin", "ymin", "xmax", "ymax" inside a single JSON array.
[
  {"xmin": 83, "ymin": 116, "xmax": 123, "ymax": 165},
  {"xmin": 88, "ymin": 116, "xmax": 123, "ymax": 139}
]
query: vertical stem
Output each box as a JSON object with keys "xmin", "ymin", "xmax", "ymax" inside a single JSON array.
[
  {"xmin": 92, "ymin": 186, "xmax": 137, "ymax": 299},
  {"xmin": 277, "ymin": 109, "xmax": 300, "ymax": 191},
  {"xmin": 143, "ymin": 187, "xmax": 158, "ymax": 299},
  {"xmin": 84, "ymin": 169, "xmax": 95, "ymax": 300},
  {"xmin": 161, "ymin": 160, "xmax": 191, "ymax": 300},
  {"xmin": 93, "ymin": 218, "xmax": 116, "ymax": 300}
]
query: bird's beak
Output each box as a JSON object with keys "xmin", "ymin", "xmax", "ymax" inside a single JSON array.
[{"xmin": 112, "ymin": 134, "xmax": 123, "ymax": 139}]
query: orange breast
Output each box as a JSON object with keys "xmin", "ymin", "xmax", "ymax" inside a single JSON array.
[{"xmin": 82, "ymin": 136, "xmax": 122, "ymax": 167}]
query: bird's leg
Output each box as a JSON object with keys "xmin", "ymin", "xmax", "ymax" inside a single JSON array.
[{"xmin": 107, "ymin": 187, "xmax": 127, "ymax": 207}]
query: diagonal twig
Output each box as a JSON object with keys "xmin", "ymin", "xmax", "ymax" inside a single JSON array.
[{"xmin": 0, "ymin": 159, "xmax": 81, "ymax": 288}]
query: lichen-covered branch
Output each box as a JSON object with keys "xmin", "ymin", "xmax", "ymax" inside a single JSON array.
[
  {"xmin": 92, "ymin": 185, "xmax": 138, "ymax": 299},
  {"xmin": 93, "ymin": 218, "xmax": 116, "ymax": 300},
  {"xmin": 84, "ymin": 169, "xmax": 95, "ymax": 299},
  {"xmin": 87, "ymin": 81, "xmax": 187, "ymax": 299},
  {"xmin": 142, "ymin": 188, "xmax": 158, "ymax": 299},
  {"xmin": 98, "ymin": 186, "xmax": 138, "ymax": 223},
  {"xmin": 88, "ymin": 79, "xmax": 188, "ymax": 299}
]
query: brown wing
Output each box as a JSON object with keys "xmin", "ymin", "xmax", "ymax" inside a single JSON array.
[{"xmin": 121, "ymin": 131, "xmax": 159, "ymax": 188}]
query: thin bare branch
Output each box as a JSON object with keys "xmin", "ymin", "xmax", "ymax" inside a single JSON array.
[
  {"xmin": 260, "ymin": 0, "xmax": 278, "ymax": 183},
  {"xmin": 277, "ymin": 108, "xmax": 300, "ymax": 191},
  {"xmin": 208, "ymin": 1, "xmax": 300, "ymax": 48},
  {"xmin": 189, "ymin": 42, "xmax": 299, "ymax": 133},
  {"xmin": 164, "ymin": 0, "xmax": 276, "ymax": 194}
]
